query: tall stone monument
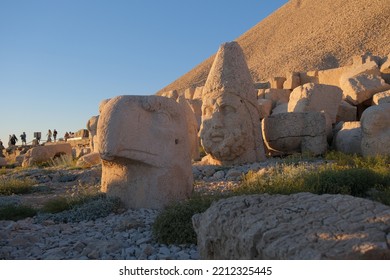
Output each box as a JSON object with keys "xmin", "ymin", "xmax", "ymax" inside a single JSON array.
[
  {"xmin": 97, "ymin": 95, "xmax": 193, "ymax": 209},
  {"xmin": 199, "ymin": 41, "xmax": 266, "ymax": 165}
]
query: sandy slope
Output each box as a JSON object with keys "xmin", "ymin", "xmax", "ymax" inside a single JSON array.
[{"xmin": 157, "ymin": 0, "xmax": 390, "ymax": 94}]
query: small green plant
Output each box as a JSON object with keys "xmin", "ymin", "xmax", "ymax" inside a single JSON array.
[
  {"xmin": 0, "ymin": 178, "xmax": 36, "ymax": 195},
  {"xmin": 153, "ymin": 195, "xmax": 221, "ymax": 244},
  {"xmin": 0, "ymin": 204, "xmax": 37, "ymax": 221}
]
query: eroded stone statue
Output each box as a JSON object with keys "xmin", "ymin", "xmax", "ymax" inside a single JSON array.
[
  {"xmin": 200, "ymin": 41, "xmax": 266, "ymax": 165},
  {"xmin": 97, "ymin": 95, "xmax": 193, "ymax": 209}
]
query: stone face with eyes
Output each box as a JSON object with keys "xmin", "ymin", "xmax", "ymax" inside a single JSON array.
[
  {"xmin": 97, "ymin": 95, "xmax": 193, "ymax": 209},
  {"xmin": 199, "ymin": 41, "xmax": 266, "ymax": 165}
]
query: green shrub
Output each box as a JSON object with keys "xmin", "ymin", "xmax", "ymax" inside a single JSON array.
[
  {"xmin": 152, "ymin": 195, "xmax": 220, "ymax": 244},
  {"xmin": 0, "ymin": 204, "xmax": 37, "ymax": 221},
  {"xmin": 0, "ymin": 178, "xmax": 36, "ymax": 195}
]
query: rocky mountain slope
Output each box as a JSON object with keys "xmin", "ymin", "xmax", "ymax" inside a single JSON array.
[{"xmin": 157, "ymin": 0, "xmax": 390, "ymax": 94}]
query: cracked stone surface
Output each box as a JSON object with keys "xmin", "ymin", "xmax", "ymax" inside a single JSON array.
[{"xmin": 192, "ymin": 193, "xmax": 390, "ymax": 259}]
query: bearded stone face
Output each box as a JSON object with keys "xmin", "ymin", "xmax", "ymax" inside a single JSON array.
[{"xmin": 200, "ymin": 92, "xmax": 253, "ymax": 161}]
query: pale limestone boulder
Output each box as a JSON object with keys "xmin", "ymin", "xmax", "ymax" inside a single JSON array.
[
  {"xmin": 22, "ymin": 143, "xmax": 72, "ymax": 167},
  {"xmin": 380, "ymin": 55, "xmax": 390, "ymax": 84},
  {"xmin": 192, "ymin": 86, "xmax": 204, "ymax": 100},
  {"xmin": 336, "ymin": 100, "xmax": 357, "ymax": 122},
  {"xmin": 192, "ymin": 193, "xmax": 390, "ymax": 260},
  {"xmin": 317, "ymin": 66, "xmax": 349, "ymax": 87},
  {"xmin": 0, "ymin": 157, "xmax": 6, "ymax": 167},
  {"xmin": 258, "ymin": 89, "xmax": 291, "ymax": 108},
  {"xmin": 178, "ymin": 96, "xmax": 200, "ymax": 161},
  {"xmin": 361, "ymin": 103, "xmax": 390, "ymax": 157},
  {"xmin": 97, "ymin": 95, "xmax": 193, "ymax": 209},
  {"xmin": 200, "ymin": 42, "xmax": 266, "ymax": 165},
  {"xmin": 262, "ymin": 112, "xmax": 327, "ymax": 156},
  {"xmin": 333, "ymin": 121, "xmax": 362, "ymax": 155},
  {"xmin": 299, "ymin": 70, "xmax": 318, "ymax": 84},
  {"xmin": 283, "ymin": 72, "xmax": 300, "ymax": 90},
  {"xmin": 161, "ymin": 90, "xmax": 179, "ymax": 100},
  {"xmin": 372, "ymin": 90, "xmax": 390, "ymax": 105},
  {"xmin": 184, "ymin": 86, "xmax": 196, "ymax": 99},
  {"xmin": 257, "ymin": 99, "xmax": 273, "ymax": 119},
  {"xmin": 268, "ymin": 76, "xmax": 286, "ymax": 89},
  {"xmin": 288, "ymin": 83, "xmax": 342, "ymax": 124},
  {"xmin": 339, "ymin": 61, "xmax": 390, "ymax": 105},
  {"xmin": 271, "ymin": 103, "xmax": 288, "ymax": 115},
  {"xmin": 76, "ymin": 152, "xmax": 101, "ymax": 168},
  {"xmin": 87, "ymin": 115, "xmax": 99, "ymax": 152}
]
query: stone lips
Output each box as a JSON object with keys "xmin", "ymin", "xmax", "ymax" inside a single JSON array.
[{"xmin": 157, "ymin": 0, "xmax": 390, "ymax": 95}]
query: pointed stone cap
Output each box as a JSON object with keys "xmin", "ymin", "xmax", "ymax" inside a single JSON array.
[{"xmin": 203, "ymin": 41, "xmax": 257, "ymax": 103}]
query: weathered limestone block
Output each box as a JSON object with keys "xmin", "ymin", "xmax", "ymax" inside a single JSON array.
[
  {"xmin": 97, "ymin": 95, "xmax": 193, "ymax": 209},
  {"xmin": 333, "ymin": 121, "xmax": 362, "ymax": 155},
  {"xmin": 262, "ymin": 112, "xmax": 327, "ymax": 155},
  {"xmin": 22, "ymin": 143, "xmax": 72, "ymax": 167},
  {"xmin": 271, "ymin": 103, "xmax": 288, "ymax": 115},
  {"xmin": 380, "ymin": 54, "xmax": 390, "ymax": 84},
  {"xmin": 193, "ymin": 193, "xmax": 390, "ymax": 260},
  {"xmin": 258, "ymin": 89, "xmax": 291, "ymax": 108},
  {"xmin": 317, "ymin": 66, "xmax": 349, "ymax": 87},
  {"xmin": 192, "ymin": 86, "xmax": 204, "ymax": 100},
  {"xmin": 372, "ymin": 90, "xmax": 390, "ymax": 105},
  {"xmin": 361, "ymin": 103, "xmax": 390, "ymax": 157},
  {"xmin": 161, "ymin": 90, "xmax": 179, "ymax": 100},
  {"xmin": 299, "ymin": 70, "xmax": 318, "ymax": 84},
  {"xmin": 187, "ymin": 99, "xmax": 202, "ymax": 130},
  {"xmin": 76, "ymin": 152, "xmax": 101, "ymax": 168},
  {"xmin": 87, "ymin": 115, "xmax": 99, "ymax": 152},
  {"xmin": 283, "ymin": 72, "xmax": 300, "ymax": 90},
  {"xmin": 268, "ymin": 76, "xmax": 286, "ymax": 89},
  {"xmin": 339, "ymin": 61, "xmax": 390, "ymax": 105},
  {"xmin": 288, "ymin": 83, "xmax": 343, "ymax": 124},
  {"xmin": 254, "ymin": 81, "xmax": 270, "ymax": 89},
  {"xmin": 178, "ymin": 96, "xmax": 200, "ymax": 161},
  {"xmin": 184, "ymin": 86, "xmax": 196, "ymax": 99},
  {"xmin": 257, "ymin": 99, "xmax": 273, "ymax": 119},
  {"xmin": 336, "ymin": 100, "xmax": 357, "ymax": 122},
  {"xmin": 200, "ymin": 41, "xmax": 266, "ymax": 165}
]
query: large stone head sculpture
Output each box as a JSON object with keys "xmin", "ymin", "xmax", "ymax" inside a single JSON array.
[
  {"xmin": 200, "ymin": 41, "xmax": 266, "ymax": 165},
  {"xmin": 97, "ymin": 95, "xmax": 193, "ymax": 209}
]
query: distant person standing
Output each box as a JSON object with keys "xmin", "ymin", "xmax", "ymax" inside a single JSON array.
[
  {"xmin": 0, "ymin": 139, "xmax": 4, "ymax": 150},
  {"xmin": 64, "ymin": 132, "xmax": 69, "ymax": 142},
  {"xmin": 20, "ymin": 132, "xmax": 27, "ymax": 146},
  {"xmin": 47, "ymin": 129, "xmax": 52, "ymax": 143},
  {"xmin": 53, "ymin": 129, "xmax": 58, "ymax": 142}
]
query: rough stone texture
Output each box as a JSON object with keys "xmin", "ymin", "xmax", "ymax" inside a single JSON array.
[
  {"xmin": 372, "ymin": 90, "xmax": 390, "ymax": 105},
  {"xmin": 283, "ymin": 72, "xmax": 300, "ymax": 90},
  {"xmin": 268, "ymin": 77, "xmax": 286, "ymax": 89},
  {"xmin": 317, "ymin": 66, "xmax": 349, "ymax": 87},
  {"xmin": 22, "ymin": 143, "xmax": 72, "ymax": 167},
  {"xmin": 187, "ymin": 99, "xmax": 202, "ymax": 130},
  {"xmin": 271, "ymin": 103, "xmax": 288, "ymax": 115},
  {"xmin": 333, "ymin": 121, "xmax": 362, "ymax": 155},
  {"xmin": 76, "ymin": 152, "xmax": 101, "ymax": 168},
  {"xmin": 160, "ymin": 90, "xmax": 179, "ymax": 100},
  {"xmin": 340, "ymin": 61, "xmax": 390, "ymax": 105},
  {"xmin": 192, "ymin": 86, "xmax": 204, "ymax": 100},
  {"xmin": 97, "ymin": 95, "xmax": 193, "ymax": 209},
  {"xmin": 199, "ymin": 41, "xmax": 265, "ymax": 165},
  {"xmin": 178, "ymin": 96, "xmax": 200, "ymax": 161},
  {"xmin": 336, "ymin": 100, "xmax": 357, "ymax": 122},
  {"xmin": 380, "ymin": 54, "xmax": 390, "ymax": 84},
  {"xmin": 288, "ymin": 83, "xmax": 343, "ymax": 124},
  {"xmin": 158, "ymin": 0, "xmax": 390, "ymax": 95},
  {"xmin": 87, "ymin": 115, "xmax": 99, "ymax": 152},
  {"xmin": 262, "ymin": 112, "xmax": 327, "ymax": 156},
  {"xmin": 258, "ymin": 89, "xmax": 291, "ymax": 108},
  {"xmin": 192, "ymin": 193, "xmax": 390, "ymax": 260},
  {"xmin": 361, "ymin": 103, "xmax": 390, "ymax": 157},
  {"xmin": 184, "ymin": 86, "xmax": 196, "ymax": 99},
  {"xmin": 257, "ymin": 99, "xmax": 273, "ymax": 119}
]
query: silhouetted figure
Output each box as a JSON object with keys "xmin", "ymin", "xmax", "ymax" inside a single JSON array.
[
  {"xmin": 47, "ymin": 129, "xmax": 52, "ymax": 143},
  {"xmin": 9, "ymin": 134, "xmax": 18, "ymax": 146},
  {"xmin": 53, "ymin": 129, "xmax": 58, "ymax": 142},
  {"xmin": 20, "ymin": 132, "xmax": 27, "ymax": 146}
]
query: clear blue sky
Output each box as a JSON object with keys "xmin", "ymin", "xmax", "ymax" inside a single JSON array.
[{"xmin": 0, "ymin": 0, "xmax": 288, "ymax": 145}]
